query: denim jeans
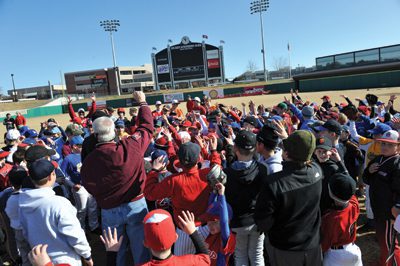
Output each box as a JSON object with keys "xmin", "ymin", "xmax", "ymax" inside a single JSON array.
[
  {"xmin": 101, "ymin": 197, "xmax": 150, "ymax": 266},
  {"xmin": 232, "ymin": 224, "xmax": 265, "ymax": 266}
]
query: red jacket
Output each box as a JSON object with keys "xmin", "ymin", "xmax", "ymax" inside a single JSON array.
[
  {"xmin": 0, "ymin": 163, "xmax": 13, "ymax": 191},
  {"xmin": 320, "ymin": 196, "xmax": 359, "ymax": 252},
  {"xmin": 81, "ymin": 103, "xmax": 154, "ymax": 209},
  {"xmin": 14, "ymin": 115, "xmax": 26, "ymax": 127},
  {"xmin": 138, "ymin": 254, "xmax": 210, "ymax": 266},
  {"xmin": 144, "ymin": 151, "xmax": 221, "ymax": 225},
  {"xmin": 187, "ymin": 100, "xmax": 207, "ymax": 115},
  {"xmin": 68, "ymin": 100, "xmax": 96, "ymax": 127}
]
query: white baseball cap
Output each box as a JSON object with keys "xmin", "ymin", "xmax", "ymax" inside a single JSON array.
[
  {"xmin": 172, "ymin": 99, "xmax": 180, "ymax": 104},
  {"xmin": 194, "ymin": 97, "xmax": 201, "ymax": 103},
  {"xmin": 376, "ymin": 130, "xmax": 400, "ymax": 144},
  {"xmin": 6, "ymin": 129, "xmax": 21, "ymax": 140},
  {"xmin": 155, "ymin": 101, "xmax": 162, "ymax": 105}
]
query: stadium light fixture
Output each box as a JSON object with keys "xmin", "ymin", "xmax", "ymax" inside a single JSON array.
[
  {"xmin": 100, "ymin": 19, "xmax": 121, "ymax": 96},
  {"xmin": 250, "ymin": 0, "xmax": 269, "ymax": 82}
]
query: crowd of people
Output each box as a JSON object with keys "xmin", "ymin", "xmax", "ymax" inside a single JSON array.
[{"xmin": 0, "ymin": 89, "xmax": 400, "ymax": 266}]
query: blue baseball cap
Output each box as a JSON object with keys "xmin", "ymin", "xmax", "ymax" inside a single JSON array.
[
  {"xmin": 51, "ymin": 127, "xmax": 61, "ymax": 134},
  {"xmin": 269, "ymin": 115, "xmax": 283, "ymax": 122},
  {"xmin": 199, "ymin": 199, "xmax": 233, "ymax": 222},
  {"xmin": 19, "ymin": 126, "xmax": 30, "ymax": 136},
  {"xmin": 70, "ymin": 135, "xmax": 84, "ymax": 146},
  {"xmin": 25, "ymin": 129, "xmax": 38, "ymax": 138},
  {"xmin": 115, "ymin": 120, "xmax": 125, "ymax": 128},
  {"xmin": 367, "ymin": 123, "xmax": 391, "ymax": 135},
  {"xmin": 23, "ymin": 138, "xmax": 37, "ymax": 145},
  {"xmin": 151, "ymin": 149, "xmax": 168, "ymax": 164}
]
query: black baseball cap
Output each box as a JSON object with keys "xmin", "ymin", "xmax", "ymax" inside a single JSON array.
[
  {"xmin": 8, "ymin": 166, "xmax": 28, "ymax": 187},
  {"xmin": 315, "ymin": 119, "xmax": 342, "ymax": 135},
  {"xmin": 28, "ymin": 159, "xmax": 55, "ymax": 181},
  {"xmin": 328, "ymin": 173, "xmax": 356, "ymax": 202},
  {"xmin": 178, "ymin": 142, "xmax": 201, "ymax": 167},
  {"xmin": 315, "ymin": 136, "xmax": 333, "ymax": 151},
  {"xmin": 257, "ymin": 125, "xmax": 279, "ymax": 145},
  {"xmin": 243, "ymin": 116, "xmax": 258, "ymax": 127},
  {"xmin": 25, "ymin": 145, "xmax": 56, "ymax": 163},
  {"xmin": 234, "ymin": 130, "xmax": 256, "ymax": 150}
]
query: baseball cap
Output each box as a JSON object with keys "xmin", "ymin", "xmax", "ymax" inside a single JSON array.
[
  {"xmin": 269, "ymin": 115, "xmax": 283, "ymax": 122},
  {"xmin": 277, "ymin": 102, "xmax": 288, "ymax": 110},
  {"xmin": 106, "ymin": 106, "xmax": 115, "ymax": 113},
  {"xmin": 257, "ymin": 125, "xmax": 279, "ymax": 146},
  {"xmin": 117, "ymin": 108, "xmax": 125, "ymax": 114},
  {"xmin": 199, "ymin": 198, "xmax": 233, "ymax": 222},
  {"xmin": 91, "ymin": 110, "xmax": 108, "ymax": 122},
  {"xmin": 328, "ymin": 173, "xmax": 356, "ymax": 203},
  {"xmin": 181, "ymin": 120, "xmax": 192, "ymax": 128},
  {"xmin": 321, "ymin": 95, "xmax": 330, "ymax": 101},
  {"xmin": 315, "ymin": 136, "xmax": 333, "ymax": 151},
  {"xmin": 243, "ymin": 116, "xmax": 258, "ymax": 127},
  {"xmin": 47, "ymin": 118, "xmax": 56, "ymax": 123},
  {"xmin": 234, "ymin": 130, "xmax": 256, "ymax": 150},
  {"xmin": 172, "ymin": 99, "xmax": 180, "ymax": 105},
  {"xmin": 155, "ymin": 137, "xmax": 169, "ymax": 149},
  {"xmin": 376, "ymin": 130, "xmax": 400, "ymax": 144},
  {"xmin": 154, "ymin": 120, "xmax": 163, "ymax": 128},
  {"xmin": 151, "ymin": 149, "xmax": 168, "ymax": 164},
  {"xmin": 315, "ymin": 119, "xmax": 342, "ymax": 135},
  {"xmin": 283, "ymin": 130, "xmax": 316, "ymax": 162},
  {"xmin": 24, "ymin": 129, "xmax": 38, "ymax": 138},
  {"xmin": 65, "ymin": 124, "xmax": 84, "ymax": 136},
  {"xmin": 367, "ymin": 123, "xmax": 391, "ymax": 136},
  {"xmin": 28, "ymin": 159, "xmax": 55, "ymax": 181},
  {"xmin": 178, "ymin": 131, "xmax": 191, "ymax": 140},
  {"xmin": 6, "ymin": 129, "xmax": 20, "ymax": 141},
  {"xmin": 341, "ymin": 125, "xmax": 350, "ymax": 133},
  {"xmin": 19, "ymin": 126, "xmax": 29, "ymax": 136},
  {"xmin": 143, "ymin": 209, "xmax": 177, "ymax": 251},
  {"xmin": 77, "ymin": 108, "xmax": 85, "ymax": 113},
  {"xmin": 178, "ymin": 142, "xmax": 200, "ymax": 167},
  {"xmin": 25, "ymin": 145, "xmax": 56, "ymax": 163},
  {"xmin": 51, "ymin": 127, "xmax": 61, "ymax": 134},
  {"xmin": 23, "ymin": 138, "xmax": 37, "ymax": 145},
  {"xmin": 163, "ymin": 104, "xmax": 171, "ymax": 111},
  {"xmin": 70, "ymin": 135, "xmax": 84, "ymax": 146},
  {"xmin": 0, "ymin": 150, "xmax": 10, "ymax": 159},
  {"xmin": 302, "ymin": 106, "xmax": 314, "ymax": 118},
  {"xmin": 155, "ymin": 101, "xmax": 162, "ymax": 106},
  {"xmin": 115, "ymin": 120, "xmax": 125, "ymax": 128},
  {"xmin": 194, "ymin": 97, "xmax": 201, "ymax": 103}
]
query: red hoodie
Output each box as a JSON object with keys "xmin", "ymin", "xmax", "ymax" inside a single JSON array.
[{"xmin": 81, "ymin": 103, "xmax": 154, "ymax": 209}]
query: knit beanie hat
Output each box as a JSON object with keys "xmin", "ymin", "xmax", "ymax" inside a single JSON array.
[{"xmin": 283, "ymin": 130, "xmax": 316, "ymax": 162}]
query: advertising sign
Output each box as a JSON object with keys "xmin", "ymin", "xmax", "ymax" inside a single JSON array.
[
  {"xmin": 163, "ymin": 93, "xmax": 184, "ymax": 103},
  {"xmin": 204, "ymin": 89, "xmax": 224, "ymax": 99},
  {"xmin": 207, "ymin": 59, "xmax": 220, "ymax": 69},
  {"xmin": 243, "ymin": 86, "xmax": 265, "ymax": 96}
]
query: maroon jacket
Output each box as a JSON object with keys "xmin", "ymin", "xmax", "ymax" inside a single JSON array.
[{"xmin": 81, "ymin": 103, "xmax": 154, "ymax": 209}]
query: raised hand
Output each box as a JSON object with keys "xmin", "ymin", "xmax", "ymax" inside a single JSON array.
[
  {"xmin": 152, "ymin": 155, "xmax": 167, "ymax": 171},
  {"xmin": 177, "ymin": 211, "xmax": 196, "ymax": 235},
  {"xmin": 100, "ymin": 227, "xmax": 123, "ymax": 252}
]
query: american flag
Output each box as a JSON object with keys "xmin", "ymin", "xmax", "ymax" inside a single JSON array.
[
  {"xmin": 152, "ymin": 47, "xmax": 157, "ymax": 51},
  {"xmin": 202, "ymin": 34, "xmax": 208, "ymax": 39},
  {"xmin": 168, "ymin": 39, "xmax": 172, "ymax": 43},
  {"xmin": 220, "ymin": 40, "xmax": 225, "ymax": 44},
  {"xmin": 287, "ymin": 43, "xmax": 290, "ymax": 51}
]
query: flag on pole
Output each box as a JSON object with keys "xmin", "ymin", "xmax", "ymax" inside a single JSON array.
[
  {"xmin": 202, "ymin": 34, "xmax": 208, "ymax": 39},
  {"xmin": 287, "ymin": 43, "xmax": 290, "ymax": 51},
  {"xmin": 168, "ymin": 39, "xmax": 172, "ymax": 43},
  {"xmin": 220, "ymin": 40, "xmax": 225, "ymax": 44},
  {"xmin": 152, "ymin": 47, "xmax": 157, "ymax": 51}
]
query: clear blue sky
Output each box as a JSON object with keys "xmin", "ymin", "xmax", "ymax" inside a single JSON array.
[{"xmin": 1, "ymin": 0, "xmax": 399, "ymax": 93}]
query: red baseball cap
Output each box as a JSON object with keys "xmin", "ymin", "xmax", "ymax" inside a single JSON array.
[
  {"xmin": 181, "ymin": 120, "xmax": 192, "ymax": 128},
  {"xmin": 0, "ymin": 150, "xmax": 10, "ymax": 159},
  {"xmin": 321, "ymin": 95, "xmax": 330, "ymax": 101},
  {"xmin": 143, "ymin": 209, "xmax": 177, "ymax": 251}
]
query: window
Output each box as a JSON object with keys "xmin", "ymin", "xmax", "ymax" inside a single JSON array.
[
  {"xmin": 316, "ymin": 56, "xmax": 334, "ymax": 70},
  {"xmin": 133, "ymin": 70, "xmax": 146, "ymax": 74},
  {"xmin": 380, "ymin": 45, "xmax": 400, "ymax": 62},
  {"xmin": 120, "ymin": 70, "xmax": 132, "ymax": 75},
  {"xmin": 121, "ymin": 79, "xmax": 133, "ymax": 84},
  {"xmin": 133, "ymin": 77, "xmax": 152, "ymax": 82},
  {"xmin": 334, "ymin": 53, "xmax": 354, "ymax": 68},
  {"xmin": 355, "ymin": 49, "xmax": 379, "ymax": 65}
]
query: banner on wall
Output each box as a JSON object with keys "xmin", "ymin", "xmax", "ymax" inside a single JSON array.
[
  {"xmin": 163, "ymin": 93, "xmax": 184, "ymax": 103},
  {"xmin": 243, "ymin": 85, "xmax": 265, "ymax": 96},
  {"xmin": 204, "ymin": 88, "xmax": 224, "ymax": 99}
]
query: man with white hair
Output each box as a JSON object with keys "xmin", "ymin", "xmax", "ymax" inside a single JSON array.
[{"xmin": 81, "ymin": 91, "xmax": 153, "ymax": 266}]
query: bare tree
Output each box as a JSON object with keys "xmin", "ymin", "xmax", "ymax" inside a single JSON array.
[
  {"xmin": 272, "ymin": 56, "xmax": 289, "ymax": 71},
  {"xmin": 246, "ymin": 60, "xmax": 258, "ymax": 72}
]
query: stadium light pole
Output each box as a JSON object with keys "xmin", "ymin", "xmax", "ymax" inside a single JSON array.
[
  {"xmin": 250, "ymin": 0, "xmax": 269, "ymax": 82},
  {"xmin": 100, "ymin": 19, "xmax": 121, "ymax": 96},
  {"xmin": 11, "ymin": 74, "xmax": 17, "ymax": 102}
]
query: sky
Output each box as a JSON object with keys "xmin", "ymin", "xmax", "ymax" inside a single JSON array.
[{"xmin": 0, "ymin": 0, "xmax": 400, "ymax": 93}]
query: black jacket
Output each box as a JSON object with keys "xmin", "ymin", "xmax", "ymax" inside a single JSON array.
[
  {"xmin": 363, "ymin": 155, "xmax": 400, "ymax": 219},
  {"xmin": 255, "ymin": 161, "xmax": 323, "ymax": 251},
  {"xmin": 316, "ymin": 158, "xmax": 348, "ymax": 214},
  {"xmin": 224, "ymin": 160, "xmax": 269, "ymax": 228}
]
